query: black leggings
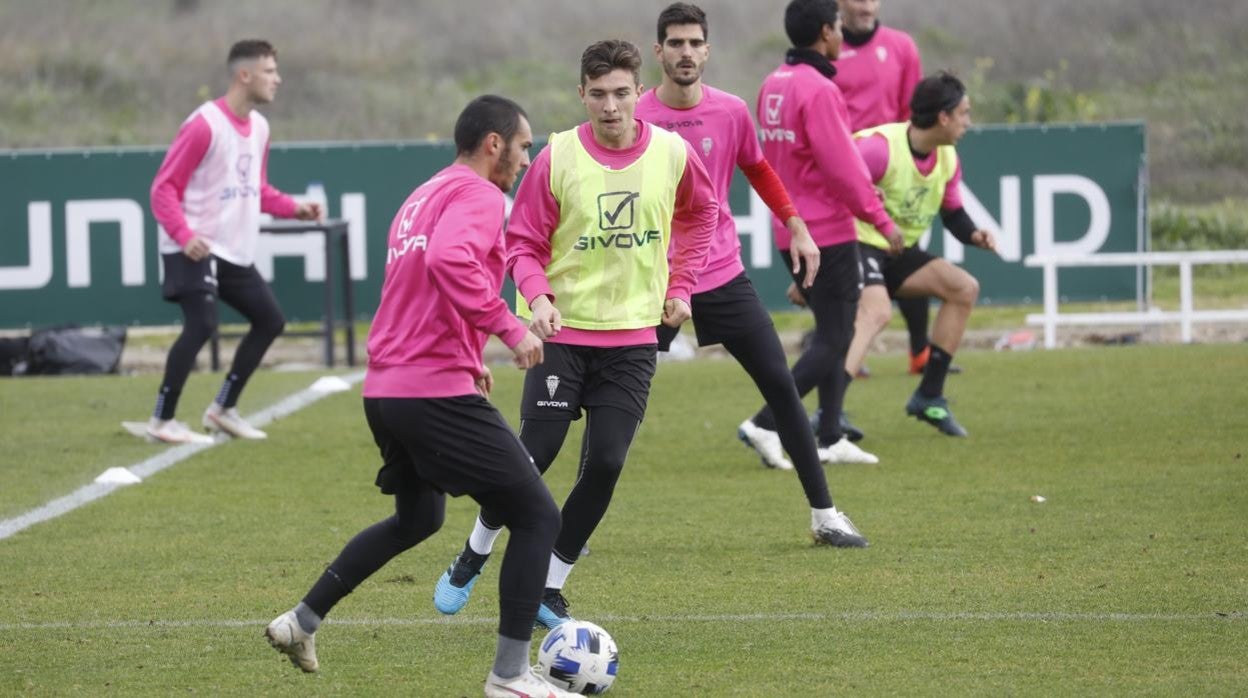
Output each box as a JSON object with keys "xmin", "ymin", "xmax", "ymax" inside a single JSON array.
[
  {"xmin": 482, "ymin": 407, "xmax": 641, "ymax": 565},
  {"xmin": 302, "ymin": 476, "xmax": 560, "ymax": 640},
  {"xmin": 154, "ymin": 260, "xmax": 285, "ymax": 419},
  {"xmin": 754, "ymin": 247, "xmax": 858, "ymax": 446},
  {"xmin": 722, "ymin": 328, "xmax": 833, "ymax": 509}
]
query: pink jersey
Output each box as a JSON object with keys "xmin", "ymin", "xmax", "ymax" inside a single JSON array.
[
  {"xmin": 363, "ymin": 163, "xmax": 529, "ymax": 398},
  {"xmin": 636, "ymin": 86, "xmax": 763, "ymax": 294},
  {"xmin": 757, "ymin": 62, "xmax": 896, "ymax": 249},
  {"xmin": 833, "ymin": 26, "xmax": 923, "ymax": 131},
  {"xmin": 857, "ymin": 132, "xmax": 963, "ymax": 210},
  {"xmin": 151, "ymin": 97, "xmax": 299, "ymax": 266},
  {"xmin": 507, "ymin": 120, "xmax": 718, "ymax": 348}
]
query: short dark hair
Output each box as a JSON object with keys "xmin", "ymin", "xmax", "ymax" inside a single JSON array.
[
  {"xmin": 910, "ymin": 71, "xmax": 967, "ymax": 128},
  {"xmin": 227, "ymin": 39, "xmax": 276, "ymax": 68},
  {"xmin": 580, "ymin": 39, "xmax": 643, "ymax": 86},
  {"xmin": 784, "ymin": 0, "xmax": 839, "ymax": 49},
  {"xmin": 453, "ymin": 95, "xmax": 528, "ymax": 156},
  {"xmin": 657, "ymin": 3, "xmax": 708, "ymax": 43}
]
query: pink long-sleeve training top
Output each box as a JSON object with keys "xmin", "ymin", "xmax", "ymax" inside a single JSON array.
[
  {"xmin": 363, "ymin": 163, "xmax": 529, "ymax": 399},
  {"xmin": 757, "ymin": 62, "xmax": 896, "ymax": 249},
  {"xmin": 833, "ymin": 25, "xmax": 924, "ymax": 131},
  {"xmin": 636, "ymin": 85, "xmax": 767, "ymax": 294},
  {"xmin": 506, "ymin": 119, "xmax": 719, "ymax": 348}
]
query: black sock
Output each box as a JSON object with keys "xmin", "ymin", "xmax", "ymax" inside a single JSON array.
[
  {"xmin": 458, "ymin": 539, "xmax": 490, "ymax": 571},
  {"xmin": 919, "ymin": 344, "xmax": 953, "ymax": 398},
  {"xmin": 153, "ymin": 385, "xmax": 181, "ymax": 420},
  {"xmin": 899, "ymin": 297, "xmax": 930, "ymax": 355}
]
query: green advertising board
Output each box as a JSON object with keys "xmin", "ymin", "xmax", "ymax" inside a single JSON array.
[{"xmin": 0, "ymin": 122, "xmax": 1144, "ymax": 329}]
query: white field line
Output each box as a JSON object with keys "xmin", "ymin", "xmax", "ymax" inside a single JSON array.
[
  {"xmin": 0, "ymin": 610, "xmax": 1240, "ymax": 632},
  {"xmin": 0, "ymin": 371, "xmax": 366, "ymax": 541}
]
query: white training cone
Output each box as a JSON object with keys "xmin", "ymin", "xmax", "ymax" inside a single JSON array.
[
  {"xmin": 310, "ymin": 376, "xmax": 353, "ymax": 394},
  {"xmin": 95, "ymin": 467, "xmax": 142, "ymax": 485}
]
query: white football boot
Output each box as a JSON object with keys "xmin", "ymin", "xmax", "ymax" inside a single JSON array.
[
  {"xmin": 203, "ymin": 404, "xmax": 267, "ymax": 440},
  {"xmin": 736, "ymin": 419, "xmax": 794, "ymax": 470},
  {"xmin": 484, "ymin": 667, "xmax": 576, "ymax": 698},
  {"xmin": 811, "ymin": 507, "xmax": 870, "ymax": 547},
  {"xmin": 817, "ymin": 437, "xmax": 878, "ymax": 465},
  {"xmin": 264, "ymin": 610, "xmax": 318, "ymax": 672},
  {"xmin": 138, "ymin": 418, "xmax": 215, "ymax": 445}
]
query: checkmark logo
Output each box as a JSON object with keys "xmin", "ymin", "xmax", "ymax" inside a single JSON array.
[
  {"xmin": 597, "ymin": 191, "xmax": 639, "ymax": 231},
  {"xmin": 764, "ymin": 94, "xmax": 783, "ymax": 125}
]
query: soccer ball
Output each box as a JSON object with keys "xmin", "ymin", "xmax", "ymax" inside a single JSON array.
[{"xmin": 536, "ymin": 620, "xmax": 619, "ymax": 694}]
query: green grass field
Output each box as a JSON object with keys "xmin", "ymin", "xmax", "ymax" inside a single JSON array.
[{"xmin": 1, "ymin": 344, "xmax": 1246, "ymax": 695}]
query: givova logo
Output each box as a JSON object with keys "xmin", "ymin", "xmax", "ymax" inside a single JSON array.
[{"xmin": 597, "ymin": 191, "xmax": 639, "ymax": 231}]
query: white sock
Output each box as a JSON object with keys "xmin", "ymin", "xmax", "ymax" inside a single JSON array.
[
  {"xmin": 468, "ymin": 515, "xmax": 503, "ymax": 556},
  {"xmin": 545, "ymin": 554, "xmax": 575, "ymax": 589},
  {"xmin": 811, "ymin": 506, "xmax": 840, "ymax": 528}
]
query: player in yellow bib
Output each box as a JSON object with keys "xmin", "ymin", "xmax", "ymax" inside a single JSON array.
[
  {"xmin": 845, "ymin": 72, "xmax": 997, "ymax": 436},
  {"xmin": 431, "ymin": 39, "xmax": 718, "ymax": 629}
]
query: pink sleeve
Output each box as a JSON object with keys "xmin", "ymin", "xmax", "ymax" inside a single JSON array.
[
  {"xmin": 807, "ymin": 90, "xmax": 896, "ymax": 236},
  {"xmin": 150, "ymin": 115, "xmax": 212, "ymax": 246},
  {"xmin": 855, "ymin": 133, "xmax": 890, "ymax": 183},
  {"xmin": 667, "ymin": 140, "xmax": 719, "ymax": 303},
  {"xmin": 898, "ymin": 36, "xmax": 923, "ymax": 121},
  {"xmin": 941, "ymin": 158, "xmax": 963, "ymax": 210},
  {"xmin": 427, "ymin": 184, "xmax": 529, "ymax": 348},
  {"xmin": 505, "ymin": 146, "xmax": 561, "ymax": 307},
  {"xmin": 259, "ymin": 144, "xmax": 300, "ymax": 218}
]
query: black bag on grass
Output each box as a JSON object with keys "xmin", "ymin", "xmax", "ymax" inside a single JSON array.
[{"xmin": 26, "ymin": 325, "xmax": 127, "ymax": 375}]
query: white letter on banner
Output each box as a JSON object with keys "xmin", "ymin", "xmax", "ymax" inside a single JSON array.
[
  {"xmin": 0, "ymin": 202, "xmax": 54, "ymax": 290},
  {"xmin": 1033, "ymin": 175, "xmax": 1110, "ymax": 257},
  {"xmin": 734, "ymin": 190, "xmax": 773, "ymax": 268},
  {"xmin": 943, "ymin": 177, "xmax": 1021, "ymax": 263},
  {"xmin": 66, "ymin": 199, "xmax": 146, "ymax": 288},
  {"xmin": 341, "ymin": 193, "xmax": 368, "ymax": 280}
]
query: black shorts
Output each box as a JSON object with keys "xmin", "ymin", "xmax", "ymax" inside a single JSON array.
[
  {"xmin": 365, "ymin": 395, "xmax": 540, "ymax": 498},
  {"xmin": 859, "ymin": 244, "xmax": 937, "ymax": 297},
  {"xmin": 519, "ymin": 342, "xmax": 657, "ymax": 422},
  {"xmin": 160, "ymin": 253, "xmax": 265, "ymax": 302},
  {"xmin": 657, "ymin": 273, "xmax": 774, "ymax": 351},
  {"xmin": 781, "ymin": 241, "xmax": 863, "ymax": 309}
]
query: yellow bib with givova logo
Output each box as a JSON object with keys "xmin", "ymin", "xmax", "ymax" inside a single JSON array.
[
  {"xmin": 855, "ymin": 122, "xmax": 958, "ymax": 250},
  {"xmin": 518, "ymin": 126, "xmax": 687, "ymax": 330}
]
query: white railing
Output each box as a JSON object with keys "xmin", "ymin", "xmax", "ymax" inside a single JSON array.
[{"xmin": 1023, "ymin": 251, "xmax": 1248, "ymax": 348}]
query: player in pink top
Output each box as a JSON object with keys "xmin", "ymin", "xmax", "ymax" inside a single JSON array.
[
  {"xmin": 637, "ymin": 3, "xmax": 868, "ymax": 547},
  {"xmin": 433, "ymin": 40, "xmax": 719, "ymax": 629},
  {"xmin": 745, "ymin": 0, "xmax": 902, "ymax": 466},
  {"xmin": 126, "ymin": 40, "xmax": 321, "ymax": 446},
  {"xmin": 835, "ymin": 0, "xmax": 944, "ymax": 377},
  {"xmin": 265, "ymin": 96, "xmax": 574, "ymax": 698}
]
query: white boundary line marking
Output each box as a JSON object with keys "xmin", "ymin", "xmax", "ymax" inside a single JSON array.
[
  {"xmin": 0, "ymin": 610, "xmax": 1239, "ymax": 631},
  {"xmin": 0, "ymin": 371, "xmax": 366, "ymax": 541}
]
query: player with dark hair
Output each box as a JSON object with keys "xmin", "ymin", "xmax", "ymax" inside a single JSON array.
[
  {"xmin": 741, "ymin": 0, "xmax": 902, "ymax": 465},
  {"xmin": 835, "ymin": 0, "xmax": 947, "ymax": 378},
  {"xmin": 844, "ymin": 72, "xmax": 997, "ymax": 436},
  {"xmin": 432, "ymin": 39, "xmax": 719, "ymax": 628},
  {"xmin": 128, "ymin": 39, "xmax": 321, "ymax": 444},
  {"xmin": 264, "ymin": 95, "xmax": 576, "ymax": 697},
  {"xmin": 637, "ymin": 2, "xmax": 868, "ymax": 545}
]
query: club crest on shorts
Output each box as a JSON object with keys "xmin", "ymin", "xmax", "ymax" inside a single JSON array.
[{"xmin": 537, "ymin": 375, "xmax": 570, "ymax": 408}]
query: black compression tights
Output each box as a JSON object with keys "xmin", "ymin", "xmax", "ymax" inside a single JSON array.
[
  {"xmin": 482, "ymin": 407, "xmax": 641, "ymax": 565},
  {"xmin": 722, "ymin": 328, "xmax": 833, "ymax": 509},
  {"xmin": 753, "ymin": 295, "xmax": 856, "ymax": 446},
  {"xmin": 154, "ymin": 271, "xmax": 284, "ymax": 420},
  {"xmin": 303, "ymin": 476, "xmax": 559, "ymax": 640}
]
